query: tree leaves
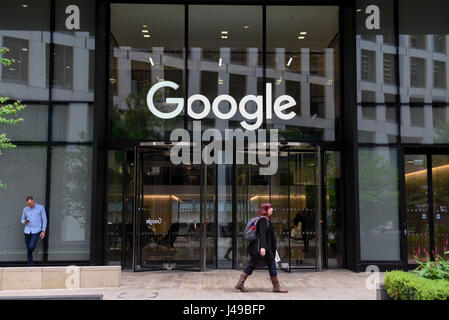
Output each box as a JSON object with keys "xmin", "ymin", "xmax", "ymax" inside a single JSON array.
[{"xmin": 1, "ymin": 47, "xmax": 26, "ymax": 189}]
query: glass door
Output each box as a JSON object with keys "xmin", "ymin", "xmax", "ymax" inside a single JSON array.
[
  {"xmin": 405, "ymin": 153, "xmax": 449, "ymax": 264},
  {"xmin": 133, "ymin": 145, "xmax": 204, "ymax": 271},
  {"xmin": 285, "ymin": 145, "xmax": 322, "ymax": 271},
  {"xmin": 235, "ymin": 144, "xmax": 322, "ymax": 271}
]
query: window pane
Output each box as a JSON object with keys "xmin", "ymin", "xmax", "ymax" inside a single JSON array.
[
  {"xmin": 325, "ymin": 151, "xmax": 344, "ymax": 268},
  {"xmin": 357, "ymin": 0, "xmax": 397, "ymax": 103},
  {"xmin": 433, "ymin": 60, "xmax": 446, "ymax": 89},
  {"xmin": 52, "ymin": 0, "xmax": 95, "ymax": 101},
  {"xmin": 47, "ymin": 44, "xmax": 73, "ymax": 91},
  {"xmin": 0, "ymin": 146, "xmax": 47, "ymax": 262},
  {"xmin": 358, "ymin": 105, "xmax": 398, "ymax": 143},
  {"xmin": 109, "ymin": 4, "xmax": 185, "ymax": 140},
  {"xmin": 399, "ymin": 0, "xmax": 449, "ymax": 102},
  {"xmin": 49, "ymin": 146, "xmax": 92, "ymax": 260},
  {"xmin": 52, "ymin": 103, "xmax": 93, "ymax": 142},
  {"xmin": 267, "ymin": 6, "xmax": 340, "ymax": 141},
  {"xmin": 1, "ymin": 104, "xmax": 48, "ymax": 141},
  {"xmin": 361, "ymin": 50, "xmax": 376, "ymax": 82},
  {"xmin": 359, "ymin": 147, "xmax": 400, "ymax": 261},
  {"xmin": 106, "ymin": 150, "xmax": 123, "ymax": 265},
  {"xmin": 401, "ymin": 104, "xmax": 449, "ymax": 144},
  {"xmin": 383, "ymin": 53, "xmax": 396, "ymax": 85},
  {"xmin": 188, "ymin": 5, "xmax": 262, "ymax": 133},
  {"xmin": 410, "ymin": 57, "xmax": 426, "ymax": 88},
  {"xmin": 0, "ymin": 0, "xmax": 50, "ymax": 101}
]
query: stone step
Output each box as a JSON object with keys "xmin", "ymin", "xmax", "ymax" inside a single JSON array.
[{"xmin": 0, "ymin": 266, "xmax": 121, "ymax": 290}]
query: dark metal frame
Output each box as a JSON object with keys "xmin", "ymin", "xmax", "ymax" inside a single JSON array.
[
  {"xmin": 1, "ymin": 0, "xmax": 95, "ymax": 266},
  {"xmin": 401, "ymin": 147, "xmax": 449, "ymax": 269},
  {"xmin": 100, "ymin": 0, "xmax": 351, "ymax": 271},
  {"xmin": 355, "ymin": 0, "xmax": 449, "ymax": 272}
]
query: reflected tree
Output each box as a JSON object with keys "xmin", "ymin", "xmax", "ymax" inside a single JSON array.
[
  {"xmin": 0, "ymin": 47, "xmax": 26, "ymax": 188},
  {"xmin": 111, "ymin": 80, "xmax": 179, "ymax": 140},
  {"xmin": 358, "ymin": 149, "xmax": 399, "ymax": 232}
]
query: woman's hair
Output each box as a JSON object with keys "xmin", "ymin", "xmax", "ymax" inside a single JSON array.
[{"xmin": 258, "ymin": 202, "xmax": 273, "ymax": 220}]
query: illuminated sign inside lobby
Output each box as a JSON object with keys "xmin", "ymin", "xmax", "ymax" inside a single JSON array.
[{"xmin": 146, "ymin": 81, "xmax": 299, "ymax": 175}]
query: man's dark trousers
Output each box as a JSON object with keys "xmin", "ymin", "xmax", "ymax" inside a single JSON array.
[{"xmin": 24, "ymin": 232, "xmax": 40, "ymax": 266}]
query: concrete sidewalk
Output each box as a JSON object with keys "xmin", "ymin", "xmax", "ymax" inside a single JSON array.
[{"xmin": 0, "ymin": 269, "xmax": 382, "ymax": 300}]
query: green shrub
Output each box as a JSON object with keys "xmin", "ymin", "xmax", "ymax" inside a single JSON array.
[{"xmin": 384, "ymin": 270, "xmax": 449, "ymax": 300}]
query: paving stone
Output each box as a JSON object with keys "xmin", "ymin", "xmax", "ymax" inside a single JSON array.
[{"xmin": 0, "ymin": 269, "xmax": 379, "ymax": 300}]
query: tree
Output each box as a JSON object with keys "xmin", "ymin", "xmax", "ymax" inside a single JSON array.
[{"xmin": 0, "ymin": 47, "xmax": 26, "ymax": 188}]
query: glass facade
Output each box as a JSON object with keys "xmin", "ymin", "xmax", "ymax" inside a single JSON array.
[
  {"xmin": 356, "ymin": 0, "xmax": 449, "ymax": 264},
  {"xmin": 0, "ymin": 0, "xmax": 94, "ymax": 263},
  {"xmin": 0, "ymin": 0, "xmax": 447, "ymax": 272}
]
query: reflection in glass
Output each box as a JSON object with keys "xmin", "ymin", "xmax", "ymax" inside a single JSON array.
[
  {"xmin": 359, "ymin": 147, "xmax": 400, "ymax": 261},
  {"xmin": 2, "ymin": 104, "xmax": 48, "ymax": 142},
  {"xmin": 110, "ymin": 4, "xmax": 185, "ymax": 140},
  {"xmin": 0, "ymin": 0, "xmax": 50, "ymax": 101},
  {"xmin": 135, "ymin": 148, "xmax": 203, "ymax": 270},
  {"xmin": 267, "ymin": 6, "xmax": 340, "ymax": 141},
  {"xmin": 399, "ymin": 0, "xmax": 449, "ymax": 103},
  {"xmin": 52, "ymin": 103, "xmax": 93, "ymax": 142},
  {"xmin": 358, "ymin": 105, "xmax": 398, "ymax": 144},
  {"xmin": 287, "ymin": 151, "xmax": 318, "ymax": 268},
  {"xmin": 405, "ymin": 155, "xmax": 429, "ymax": 263},
  {"xmin": 188, "ymin": 5, "xmax": 262, "ymax": 133},
  {"xmin": 106, "ymin": 150, "xmax": 124, "ymax": 265},
  {"xmin": 356, "ymin": 0, "xmax": 397, "ymax": 103},
  {"xmin": 49, "ymin": 146, "xmax": 92, "ymax": 261},
  {"xmin": 401, "ymin": 104, "xmax": 449, "ymax": 144},
  {"xmin": 0, "ymin": 147, "xmax": 47, "ymax": 262},
  {"xmin": 325, "ymin": 151, "xmax": 344, "ymax": 268},
  {"xmin": 431, "ymin": 155, "xmax": 449, "ymax": 257},
  {"xmin": 52, "ymin": 0, "xmax": 95, "ymax": 101}
]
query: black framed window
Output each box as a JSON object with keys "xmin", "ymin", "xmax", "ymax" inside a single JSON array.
[{"xmin": 0, "ymin": 0, "xmax": 95, "ymax": 265}]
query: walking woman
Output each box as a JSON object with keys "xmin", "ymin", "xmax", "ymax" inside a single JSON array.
[{"xmin": 235, "ymin": 202, "xmax": 288, "ymax": 293}]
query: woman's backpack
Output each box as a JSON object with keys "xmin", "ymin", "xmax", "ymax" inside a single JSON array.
[{"xmin": 242, "ymin": 216, "xmax": 269, "ymax": 242}]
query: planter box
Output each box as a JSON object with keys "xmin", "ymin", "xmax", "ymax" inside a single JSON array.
[{"xmin": 377, "ymin": 284, "xmax": 393, "ymax": 300}]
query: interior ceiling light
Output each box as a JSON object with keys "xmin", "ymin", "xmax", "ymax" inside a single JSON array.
[
  {"xmin": 244, "ymin": 25, "xmax": 249, "ymax": 29},
  {"xmin": 221, "ymin": 31, "xmax": 228, "ymax": 34},
  {"xmin": 142, "ymin": 30, "xmax": 149, "ymax": 33},
  {"xmin": 143, "ymin": 24, "xmax": 148, "ymax": 28},
  {"xmin": 218, "ymin": 57, "xmax": 222, "ymax": 67},
  {"xmin": 149, "ymin": 57, "xmax": 154, "ymax": 66},
  {"xmin": 21, "ymin": 4, "xmax": 28, "ymax": 8},
  {"xmin": 297, "ymin": 36, "xmax": 305, "ymax": 40},
  {"xmin": 286, "ymin": 57, "xmax": 293, "ymax": 67},
  {"xmin": 356, "ymin": 8, "xmax": 362, "ymax": 12},
  {"xmin": 221, "ymin": 35, "xmax": 228, "ymax": 39},
  {"xmin": 300, "ymin": 31, "xmax": 307, "ymax": 35},
  {"xmin": 144, "ymin": 34, "xmax": 150, "ymax": 38}
]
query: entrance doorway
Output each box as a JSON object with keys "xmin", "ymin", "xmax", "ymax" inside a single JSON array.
[
  {"xmin": 123, "ymin": 143, "xmax": 215, "ymax": 271},
  {"xmin": 234, "ymin": 144, "xmax": 323, "ymax": 271},
  {"xmin": 119, "ymin": 142, "xmax": 338, "ymax": 271},
  {"xmin": 404, "ymin": 152, "xmax": 449, "ymax": 265}
]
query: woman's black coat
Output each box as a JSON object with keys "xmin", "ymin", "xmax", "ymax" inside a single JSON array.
[{"xmin": 247, "ymin": 217, "xmax": 277, "ymax": 263}]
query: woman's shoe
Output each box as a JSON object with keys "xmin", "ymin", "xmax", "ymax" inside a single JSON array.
[
  {"xmin": 234, "ymin": 272, "xmax": 249, "ymax": 292},
  {"xmin": 270, "ymin": 276, "xmax": 288, "ymax": 293}
]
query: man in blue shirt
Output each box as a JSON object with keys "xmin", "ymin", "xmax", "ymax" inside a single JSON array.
[{"xmin": 21, "ymin": 196, "xmax": 47, "ymax": 266}]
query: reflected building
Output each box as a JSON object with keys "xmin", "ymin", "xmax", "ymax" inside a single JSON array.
[{"xmin": 0, "ymin": 0, "xmax": 448, "ymax": 273}]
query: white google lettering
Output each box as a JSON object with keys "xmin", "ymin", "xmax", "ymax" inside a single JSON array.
[
  {"xmin": 146, "ymin": 218, "xmax": 163, "ymax": 226},
  {"xmin": 146, "ymin": 81, "xmax": 297, "ymax": 130}
]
